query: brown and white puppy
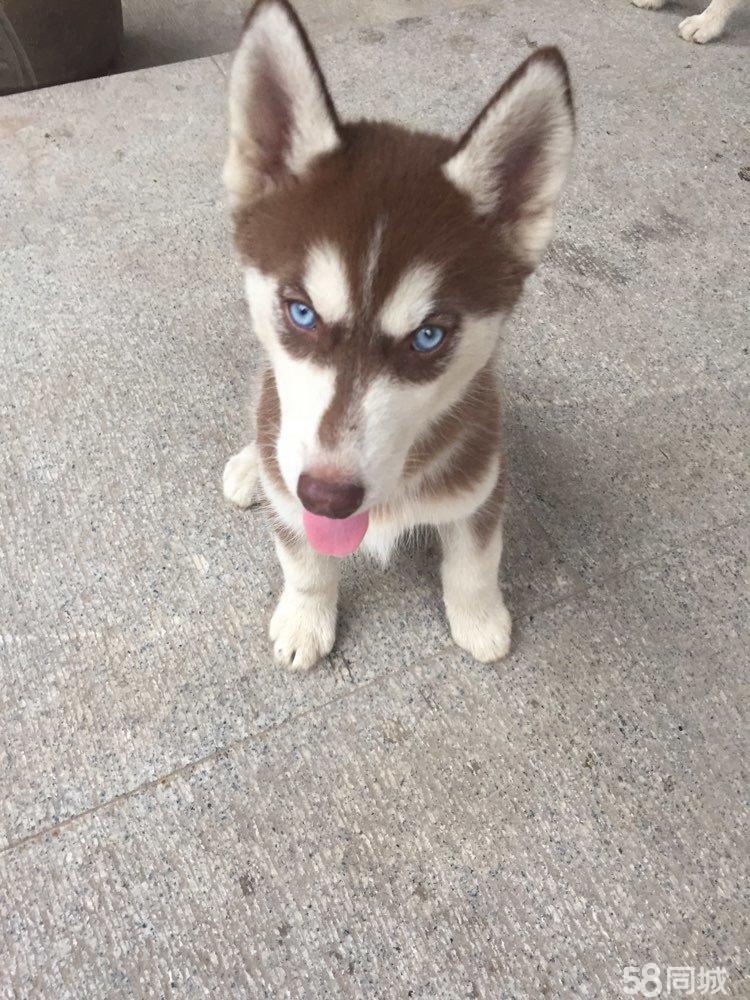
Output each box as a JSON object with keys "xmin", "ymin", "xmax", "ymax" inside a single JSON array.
[
  {"xmin": 631, "ymin": 0, "xmax": 746, "ymax": 43},
  {"xmin": 222, "ymin": 0, "xmax": 574, "ymax": 670}
]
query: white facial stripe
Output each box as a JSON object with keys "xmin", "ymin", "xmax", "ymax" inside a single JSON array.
[
  {"xmin": 362, "ymin": 216, "xmax": 386, "ymax": 311},
  {"xmin": 243, "ymin": 266, "xmax": 339, "ymax": 495},
  {"xmin": 378, "ymin": 262, "xmax": 441, "ymax": 338},
  {"xmin": 304, "ymin": 241, "xmax": 351, "ymax": 325},
  {"xmin": 363, "ymin": 375, "xmax": 435, "ymax": 441},
  {"xmin": 359, "ymin": 374, "xmax": 436, "ymax": 501},
  {"xmin": 275, "ymin": 352, "xmax": 336, "ymax": 495}
]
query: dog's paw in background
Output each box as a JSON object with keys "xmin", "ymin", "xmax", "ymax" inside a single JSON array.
[
  {"xmin": 270, "ymin": 589, "xmax": 337, "ymax": 671},
  {"xmin": 223, "ymin": 444, "xmax": 259, "ymax": 508},
  {"xmin": 630, "ymin": 0, "xmax": 743, "ymax": 42},
  {"xmin": 678, "ymin": 3, "xmax": 732, "ymax": 42}
]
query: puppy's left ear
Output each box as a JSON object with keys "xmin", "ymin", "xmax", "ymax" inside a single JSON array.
[
  {"xmin": 224, "ymin": 0, "xmax": 341, "ymax": 206},
  {"xmin": 444, "ymin": 47, "xmax": 575, "ymax": 270}
]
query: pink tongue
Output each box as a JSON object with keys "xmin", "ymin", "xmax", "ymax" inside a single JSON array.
[{"xmin": 303, "ymin": 509, "xmax": 370, "ymax": 557}]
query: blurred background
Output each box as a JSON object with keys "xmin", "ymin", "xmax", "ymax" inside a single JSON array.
[{"xmin": 1, "ymin": 0, "xmax": 483, "ymax": 93}]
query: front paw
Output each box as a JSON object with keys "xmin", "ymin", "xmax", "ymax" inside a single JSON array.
[
  {"xmin": 223, "ymin": 445, "xmax": 259, "ymax": 509},
  {"xmin": 447, "ymin": 593, "xmax": 512, "ymax": 663},
  {"xmin": 678, "ymin": 12, "xmax": 723, "ymax": 42},
  {"xmin": 269, "ymin": 590, "xmax": 337, "ymax": 671}
]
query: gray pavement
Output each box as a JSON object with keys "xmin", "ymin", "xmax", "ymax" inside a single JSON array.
[
  {"xmin": 1, "ymin": 1, "xmax": 749, "ymax": 997},
  {"xmin": 116, "ymin": 0, "xmax": 494, "ymax": 72}
]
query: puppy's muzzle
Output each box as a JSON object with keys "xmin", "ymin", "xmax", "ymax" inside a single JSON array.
[{"xmin": 297, "ymin": 472, "xmax": 365, "ymax": 519}]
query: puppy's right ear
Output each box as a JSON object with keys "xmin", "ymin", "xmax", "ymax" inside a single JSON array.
[
  {"xmin": 223, "ymin": 0, "xmax": 341, "ymax": 206},
  {"xmin": 444, "ymin": 47, "xmax": 575, "ymax": 270}
]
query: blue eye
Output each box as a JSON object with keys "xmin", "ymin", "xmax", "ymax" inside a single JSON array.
[
  {"xmin": 412, "ymin": 325, "xmax": 445, "ymax": 353},
  {"xmin": 288, "ymin": 300, "xmax": 317, "ymax": 330}
]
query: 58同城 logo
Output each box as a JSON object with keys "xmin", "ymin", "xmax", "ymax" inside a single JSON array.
[{"xmin": 622, "ymin": 963, "xmax": 729, "ymax": 996}]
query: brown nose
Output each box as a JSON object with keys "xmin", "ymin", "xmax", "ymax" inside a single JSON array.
[{"xmin": 297, "ymin": 472, "xmax": 365, "ymax": 519}]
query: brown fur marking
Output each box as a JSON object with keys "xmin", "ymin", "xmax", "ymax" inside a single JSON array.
[
  {"xmin": 470, "ymin": 454, "xmax": 507, "ymax": 545},
  {"xmin": 419, "ymin": 365, "xmax": 502, "ymax": 501}
]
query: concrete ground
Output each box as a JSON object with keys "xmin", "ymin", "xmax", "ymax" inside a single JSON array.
[
  {"xmin": 116, "ymin": 0, "xmax": 750, "ymax": 71},
  {"xmin": 2, "ymin": 1, "xmax": 749, "ymax": 997},
  {"xmin": 116, "ymin": 0, "xmax": 511, "ymax": 72}
]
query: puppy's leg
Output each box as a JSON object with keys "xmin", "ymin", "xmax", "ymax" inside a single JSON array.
[
  {"xmin": 440, "ymin": 491, "xmax": 511, "ymax": 664},
  {"xmin": 223, "ymin": 444, "xmax": 260, "ymax": 509},
  {"xmin": 630, "ymin": 0, "xmax": 667, "ymax": 9},
  {"xmin": 678, "ymin": 0, "xmax": 741, "ymax": 41},
  {"xmin": 270, "ymin": 530, "xmax": 340, "ymax": 671}
]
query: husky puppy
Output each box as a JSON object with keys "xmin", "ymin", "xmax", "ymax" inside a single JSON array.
[{"xmin": 223, "ymin": 0, "xmax": 575, "ymax": 670}]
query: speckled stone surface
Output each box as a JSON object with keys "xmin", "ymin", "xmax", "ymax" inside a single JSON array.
[
  {"xmin": 1, "ymin": 1, "xmax": 748, "ymax": 996},
  {"xmin": 116, "ymin": 0, "xmax": 489, "ymax": 72}
]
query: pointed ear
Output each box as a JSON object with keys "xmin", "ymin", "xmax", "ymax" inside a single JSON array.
[
  {"xmin": 223, "ymin": 0, "xmax": 341, "ymax": 205},
  {"xmin": 443, "ymin": 47, "xmax": 575, "ymax": 270}
]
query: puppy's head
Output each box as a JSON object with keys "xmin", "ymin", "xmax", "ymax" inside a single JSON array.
[{"xmin": 225, "ymin": 0, "xmax": 574, "ymax": 518}]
